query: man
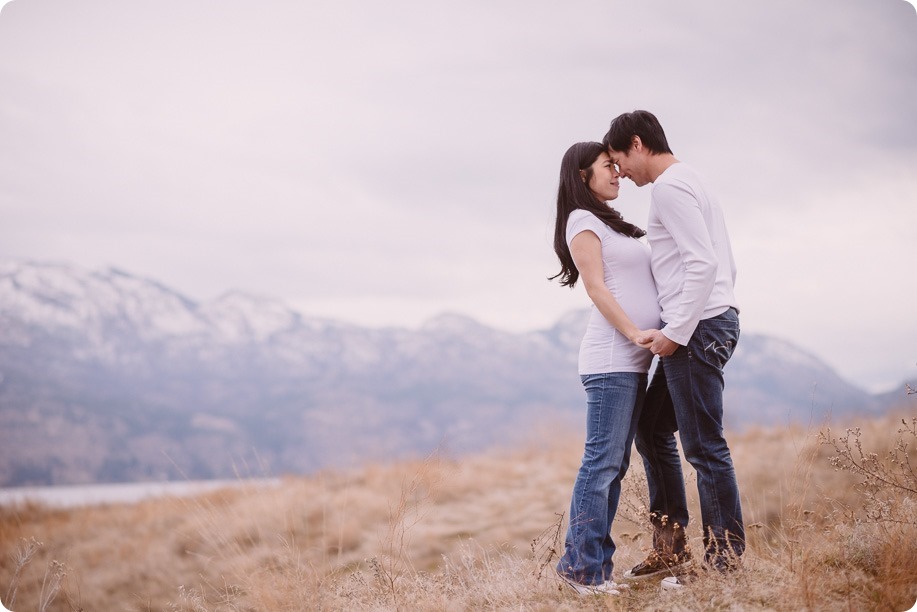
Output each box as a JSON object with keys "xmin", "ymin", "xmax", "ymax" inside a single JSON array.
[{"xmin": 603, "ymin": 110, "xmax": 744, "ymax": 586}]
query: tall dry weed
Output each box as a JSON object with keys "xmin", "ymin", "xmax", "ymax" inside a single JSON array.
[
  {"xmin": 366, "ymin": 453, "xmax": 442, "ymax": 607},
  {"xmin": 0, "ymin": 537, "xmax": 67, "ymax": 612},
  {"xmin": 821, "ymin": 417, "xmax": 917, "ymax": 525},
  {"xmin": 4, "ymin": 536, "xmax": 41, "ymax": 609}
]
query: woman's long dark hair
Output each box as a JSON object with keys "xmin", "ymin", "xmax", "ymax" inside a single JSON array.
[{"xmin": 549, "ymin": 141, "xmax": 646, "ymax": 288}]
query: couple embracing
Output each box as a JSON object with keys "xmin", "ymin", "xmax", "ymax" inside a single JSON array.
[{"xmin": 551, "ymin": 110, "xmax": 744, "ymax": 594}]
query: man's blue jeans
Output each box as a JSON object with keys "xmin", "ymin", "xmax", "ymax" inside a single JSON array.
[
  {"xmin": 635, "ymin": 308, "xmax": 745, "ymax": 565},
  {"xmin": 557, "ymin": 372, "xmax": 646, "ymax": 585}
]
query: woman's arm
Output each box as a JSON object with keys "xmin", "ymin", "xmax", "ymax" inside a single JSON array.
[{"xmin": 569, "ymin": 230, "xmax": 652, "ymax": 345}]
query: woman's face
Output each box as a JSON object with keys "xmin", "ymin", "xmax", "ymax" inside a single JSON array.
[{"xmin": 586, "ymin": 152, "xmax": 620, "ymax": 202}]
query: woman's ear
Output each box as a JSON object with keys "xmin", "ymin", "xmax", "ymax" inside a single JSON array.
[{"xmin": 579, "ymin": 169, "xmax": 587, "ymax": 182}]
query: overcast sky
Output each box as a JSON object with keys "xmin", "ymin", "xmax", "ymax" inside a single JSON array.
[{"xmin": 1, "ymin": 0, "xmax": 915, "ymax": 393}]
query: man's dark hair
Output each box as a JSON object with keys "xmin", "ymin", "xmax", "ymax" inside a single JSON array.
[{"xmin": 603, "ymin": 110, "xmax": 674, "ymax": 155}]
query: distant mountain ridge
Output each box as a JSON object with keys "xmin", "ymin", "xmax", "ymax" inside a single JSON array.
[{"xmin": 0, "ymin": 260, "xmax": 909, "ymax": 487}]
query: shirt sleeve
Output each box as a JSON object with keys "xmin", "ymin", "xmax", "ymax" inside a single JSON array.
[
  {"xmin": 565, "ymin": 210, "xmax": 607, "ymax": 248},
  {"xmin": 652, "ymin": 179, "xmax": 718, "ymax": 345}
]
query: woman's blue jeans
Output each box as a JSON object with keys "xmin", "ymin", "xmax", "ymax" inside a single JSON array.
[
  {"xmin": 635, "ymin": 308, "xmax": 745, "ymax": 566},
  {"xmin": 556, "ymin": 372, "xmax": 646, "ymax": 585}
]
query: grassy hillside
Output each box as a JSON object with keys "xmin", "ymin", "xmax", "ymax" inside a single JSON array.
[{"xmin": 1, "ymin": 412, "xmax": 915, "ymax": 611}]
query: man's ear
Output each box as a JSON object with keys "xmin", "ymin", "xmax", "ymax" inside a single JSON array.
[{"xmin": 632, "ymin": 135, "xmax": 643, "ymax": 151}]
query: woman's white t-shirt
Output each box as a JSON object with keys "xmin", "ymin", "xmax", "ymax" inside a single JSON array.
[{"xmin": 565, "ymin": 209, "xmax": 662, "ymax": 375}]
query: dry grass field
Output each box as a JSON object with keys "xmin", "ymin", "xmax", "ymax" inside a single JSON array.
[{"xmin": 1, "ymin": 410, "xmax": 916, "ymax": 611}]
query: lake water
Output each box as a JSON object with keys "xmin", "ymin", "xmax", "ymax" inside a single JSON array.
[{"xmin": 0, "ymin": 478, "xmax": 281, "ymax": 509}]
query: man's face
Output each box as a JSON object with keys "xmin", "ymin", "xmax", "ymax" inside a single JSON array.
[{"xmin": 608, "ymin": 146, "xmax": 649, "ymax": 187}]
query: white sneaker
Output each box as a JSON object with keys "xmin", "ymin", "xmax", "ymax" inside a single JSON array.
[
  {"xmin": 661, "ymin": 575, "xmax": 686, "ymax": 591},
  {"xmin": 557, "ymin": 572, "xmax": 621, "ymax": 595},
  {"xmin": 605, "ymin": 580, "xmax": 630, "ymax": 591}
]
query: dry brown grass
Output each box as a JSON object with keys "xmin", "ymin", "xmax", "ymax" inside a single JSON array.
[{"xmin": 1, "ymin": 411, "xmax": 916, "ymax": 611}]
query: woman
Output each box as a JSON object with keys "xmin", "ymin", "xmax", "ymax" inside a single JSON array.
[{"xmin": 550, "ymin": 142, "xmax": 661, "ymax": 595}]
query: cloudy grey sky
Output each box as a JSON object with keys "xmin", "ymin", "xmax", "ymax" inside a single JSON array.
[{"xmin": 1, "ymin": 0, "xmax": 915, "ymax": 392}]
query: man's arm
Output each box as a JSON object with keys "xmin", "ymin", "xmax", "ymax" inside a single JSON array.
[{"xmin": 653, "ymin": 180, "xmax": 718, "ymax": 346}]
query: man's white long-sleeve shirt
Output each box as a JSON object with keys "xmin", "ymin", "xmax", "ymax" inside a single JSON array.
[{"xmin": 648, "ymin": 162, "xmax": 738, "ymax": 346}]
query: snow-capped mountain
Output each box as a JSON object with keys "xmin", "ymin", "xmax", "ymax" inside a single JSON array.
[
  {"xmin": 0, "ymin": 260, "xmax": 907, "ymax": 487},
  {"xmin": 0, "ymin": 260, "xmax": 325, "ymax": 345}
]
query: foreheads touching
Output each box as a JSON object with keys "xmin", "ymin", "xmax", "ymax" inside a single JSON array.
[{"xmin": 602, "ymin": 110, "xmax": 673, "ymax": 158}]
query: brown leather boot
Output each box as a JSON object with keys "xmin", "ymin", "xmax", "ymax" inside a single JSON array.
[{"xmin": 623, "ymin": 513, "xmax": 693, "ymax": 580}]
